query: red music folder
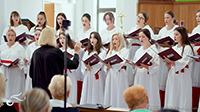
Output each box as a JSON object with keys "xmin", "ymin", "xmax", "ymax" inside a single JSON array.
[
  {"xmin": 77, "ymin": 104, "xmax": 111, "ymax": 110},
  {"xmin": 103, "ymin": 42, "xmax": 110, "ymax": 48},
  {"xmin": 83, "ymin": 53, "xmax": 100, "ymax": 66},
  {"xmin": 103, "ymin": 54, "xmax": 123, "ymax": 65},
  {"xmin": 189, "ymin": 33, "xmax": 200, "ymax": 42},
  {"xmin": 4, "ymin": 32, "xmax": 28, "ymax": 42},
  {"xmin": 124, "ymin": 28, "xmax": 141, "ymax": 39},
  {"xmin": 135, "ymin": 52, "xmax": 152, "ymax": 66},
  {"xmin": 156, "ymin": 36, "xmax": 174, "ymax": 45},
  {"xmin": 187, "ymin": 55, "xmax": 200, "ymax": 62},
  {"xmin": 1, "ymin": 58, "xmax": 20, "ymax": 67},
  {"xmin": 63, "ymin": 51, "xmax": 74, "ymax": 59},
  {"xmin": 158, "ymin": 47, "xmax": 182, "ymax": 61},
  {"xmin": 80, "ymin": 38, "xmax": 89, "ymax": 46}
]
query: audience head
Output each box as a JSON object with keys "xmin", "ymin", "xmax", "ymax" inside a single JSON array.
[
  {"xmin": 48, "ymin": 75, "xmax": 72, "ymax": 100},
  {"xmin": 39, "ymin": 27, "xmax": 56, "ymax": 47},
  {"xmin": 164, "ymin": 10, "xmax": 176, "ymax": 25},
  {"xmin": 87, "ymin": 32, "xmax": 103, "ymax": 55},
  {"xmin": 10, "ymin": 11, "xmax": 22, "ymax": 26},
  {"xmin": 56, "ymin": 13, "xmax": 67, "ymax": 30},
  {"xmin": 0, "ymin": 73, "xmax": 5, "ymax": 104},
  {"xmin": 139, "ymin": 29, "xmax": 152, "ymax": 45},
  {"xmin": 123, "ymin": 85, "xmax": 149, "ymax": 111},
  {"xmin": 36, "ymin": 11, "xmax": 47, "ymax": 29},
  {"xmin": 19, "ymin": 88, "xmax": 50, "ymax": 112},
  {"xmin": 104, "ymin": 11, "xmax": 115, "ymax": 25},
  {"xmin": 6, "ymin": 29, "xmax": 16, "ymax": 44},
  {"xmin": 196, "ymin": 9, "xmax": 200, "ymax": 25},
  {"xmin": 81, "ymin": 13, "xmax": 91, "ymax": 27},
  {"xmin": 137, "ymin": 11, "xmax": 149, "ymax": 25}
]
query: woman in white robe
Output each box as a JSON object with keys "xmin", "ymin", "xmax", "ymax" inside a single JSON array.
[
  {"xmin": 161, "ymin": 27, "xmax": 194, "ymax": 112},
  {"xmin": 23, "ymin": 29, "xmax": 41, "ymax": 92},
  {"xmin": 29, "ymin": 11, "xmax": 50, "ymax": 35},
  {"xmin": 104, "ymin": 32, "xmax": 129, "ymax": 108},
  {"xmin": 126, "ymin": 11, "xmax": 154, "ymax": 86},
  {"xmin": 157, "ymin": 11, "xmax": 179, "ymax": 107},
  {"xmin": 59, "ymin": 32, "xmax": 84, "ymax": 104},
  {"xmin": 55, "ymin": 13, "xmax": 74, "ymax": 48},
  {"xmin": 129, "ymin": 29, "xmax": 160, "ymax": 111},
  {"xmin": 1, "ymin": 11, "xmax": 30, "ymax": 48},
  {"xmin": 80, "ymin": 32, "xmax": 106, "ymax": 104},
  {"xmin": 0, "ymin": 29, "xmax": 25, "ymax": 102},
  {"xmin": 75, "ymin": 13, "xmax": 95, "ymax": 43},
  {"xmin": 190, "ymin": 9, "xmax": 200, "ymax": 112},
  {"xmin": 100, "ymin": 12, "xmax": 122, "ymax": 48}
]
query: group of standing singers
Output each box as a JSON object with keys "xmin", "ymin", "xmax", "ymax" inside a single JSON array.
[{"xmin": 1, "ymin": 9, "xmax": 200, "ymax": 112}]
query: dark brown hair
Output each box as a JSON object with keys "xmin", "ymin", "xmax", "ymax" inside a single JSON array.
[
  {"xmin": 138, "ymin": 11, "xmax": 149, "ymax": 24},
  {"xmin": 103, "ymin": 12, "xmax": 115, "ymax": 24},
  {"xmin": 34, "ymin": 11, "xmax": 47, "ymax": 30},
  {"xmin": 56, "ymin": 13, "xmax": 67, "ymax": 31},
  {"xmin": 87, "ymin": 32, "xmax": 103, "ymax": 55},
  {"xmin": 197, "ymin": 9, "xmax": 200, "ymax": 14},
  {"xmin": 10, "ymin": 11, "xmax": 22, "ymax": 26},
  {"xmin": 59, "ymin": 32, "xmax": 74, "ymax": 49},
  {"xmin": 139, "ymin": 29, "xmax": 152, "ymax": 44},
  {"xmin": 82, "ymin": 13, "xmax": 91, "ymax": 21},
  {"xmin": 174, "ymin": 27, "xmax": 194, "ymax": 56},
  {"xmin": 165, "ymin": 10, "xmax": 176, "ymax": 24}
]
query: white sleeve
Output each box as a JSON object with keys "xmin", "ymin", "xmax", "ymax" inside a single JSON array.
[
  {"xmin": 174, "ymin": 46, "xmax": 193, "ymax": 71},
  {"xmin": 17, "ymin": 46, "xmax": 26, "ymax": 69}
]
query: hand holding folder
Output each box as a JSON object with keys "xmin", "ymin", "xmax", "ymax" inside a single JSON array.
[
  {"xmin": 189, "ymin": 33, "xmax": 200, "ymax": 43},
  {"xmin": 158, "ymin": 47, "xmax": 182, "ymax": 61},
  {"xmin": 1, "ymin": 58, "xmax": 20, "ymax": 67},
  {"xmin": 83, "ymin": 53, "xmax": 100, "ymax": 66},
  {"xmin": 156, "ymin": 36, "xmax": 175, "ymax": 45},
  {"xmin": 187, "ymin": 55, "xmax": 200, "ymax": 62},
  {"xmin": 80, "ymin": 38, "xmax": 89, "ymax": 46},
  {"xmin": 124, "ymin": 28, "xmax": 141, "ymax": 39}
]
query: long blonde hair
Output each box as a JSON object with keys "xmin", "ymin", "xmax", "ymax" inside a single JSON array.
[
  {"xmin": 39, "ymin": 27, "xmax": 56, "ymax": 47},
  {"xmin": 109, "ymin": 32, "xmax": 125, "ymax": 55},
  {"xmin": 0, "ymin": 73, "xmax": 5, "ymax": 106},
  {"xmin": 19, "ymin": 88, "xmax": 50, "ymax": 112}
]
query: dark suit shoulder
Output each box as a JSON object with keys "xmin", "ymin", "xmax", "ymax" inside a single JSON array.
[{"xmin": 52, "ymin": 107, "xmax": 80, "ymax": 112}]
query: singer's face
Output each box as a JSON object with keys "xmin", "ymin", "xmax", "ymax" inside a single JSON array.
[
  {"xmin": 6, "ymin": 31, "xmax": 16, "ymax": 44},
  {"xmin": 90, "ymin": 34, "xmax": 98, "ymax": 46},
  {"xmin": 57, "ymin": 15, "xmax": 65, "ymax": 27},
  {"xmin": 112, "ymin": 35, "xmax": 120, "ymax": 48},
  {"xmin": 174, "ymin": 30, "xmax": 182, "ymax": 43},
  {"xmin": 136, "ymin": 13, "xmax": 145, "ymax": 25},
  {"xmin": 37, "ymin": 15, "xmax": 46, "ymax": 27},
  {"xmin": 105, "ymin": 15, "xmax": 113, "ymax": 26},
  {"xmin": 59, "ymin": 34, "xmax": 66, "ymax": 46},
  {"xmin": 34, "ymin": 30, "xmax": 41, "ymax": 41},
  {"xmin": 196, "ymin": 12, "xmax": 200, "ymax": 25},
  {"xmin": 139, "ymin": 32, "xmax": 149, "ymax": 45},
  {"xmin": 164, "ymin": 13, "xmax": 174, "ymax": 25},
  {"xmin": 11, "ymin": 14, "xmax": 19, "ymax": 24},
  {"xmin": 82, "ymin": 16, "xmax": 90, "ymax": 27}
]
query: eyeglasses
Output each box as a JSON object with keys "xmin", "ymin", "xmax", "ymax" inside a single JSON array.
[{"xmin": 137, "ymin": 16, "xmax": 145, "ymax": 20}]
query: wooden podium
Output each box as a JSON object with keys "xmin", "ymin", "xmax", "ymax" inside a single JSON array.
[{"xmin": 21, "ymin": 18, "xmax": 35, "ymax": 31}]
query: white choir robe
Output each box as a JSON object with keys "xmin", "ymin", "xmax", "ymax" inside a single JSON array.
[
  {"xmin": 157, "ymin": 25, "xmax": 179, "ymax": 91},
  {"xmin": 74, "ymin": 27, "xmax": 95, "ymax": 42},
  {"xmin": 0, "ymin": 42, "xmax": 25, "ymax": 102},
  {"xmin": 104, "ymin": 47, "xmax": 129, "ymax": 108},
  {"xmin": 100, "ymin": 26, "xmax": 122, "ymax": 45},
  {"xmin": 164, "ymin": 45, "xmax": 192, "ymax": 112},
  {"xmin": 60, "ymin": 47, "xmax": 84, "ymax": 104},
  {"xmin": 80, "ymin": 48, "xmax": 106, "ymax": 104},
  {"xmin": 56, "ymin": 28, "xmax": 74, "ymax": 40},
  {"xmin": 126, "ymin": 25, "xmax": 154, "ymax": 86},
  {"xmin": 133, "ymin": 45, "xmax": 161, "ymax": 111},
  {"xmin": 190, "ymin": 25, "xmax": 200, "ymax": 88},
  {"xmin": 24, "ymin": 42, "xmax": 40, "ymax": 92},
  {"xmin": 1, "ymin": 25, "xmax": 31, "ymax": 48}
]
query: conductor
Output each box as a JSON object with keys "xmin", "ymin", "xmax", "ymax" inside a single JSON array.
[{"xmin": 30, "ymin": 27, "xmax": 81, "ymax": 97}]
